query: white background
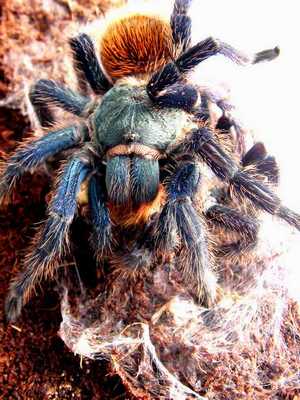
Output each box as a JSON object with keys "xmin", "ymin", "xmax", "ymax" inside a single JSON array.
[{"xmin": 186, "ymin": 0, "xmax": 299, "ymax": 211}]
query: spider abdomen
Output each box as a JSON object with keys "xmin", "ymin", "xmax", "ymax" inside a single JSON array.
[{"xmin": 100, "ymin": 14, "xmax": 175, "ymax": 80}]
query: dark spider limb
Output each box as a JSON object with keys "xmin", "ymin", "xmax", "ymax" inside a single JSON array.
[
  {"xmin": 171, "ymin": 0, "xmax": 192, "ymax": 51},
  {"xmin": 193, "ymin": 87, "xmax": 231, "ymax": 123},
  {"xmin": 192, "ymin": 89, "xmax": 250, "ymax": 157},
  {"xmin": 242, "ymin": 142, "xmax": 279, "ymax": 184},
  {"xmin": 177, "ymin": 127, "xmax": 300, "ymax": 230},
  {"xmin": 5, "ymin": 157, "xmax": 91, "ymax": 322},
  {"xmin": 156, "ymin": 162, "xmax": 216, "ymax": 306},
  {"xmin": 205, "ymin": 205, "xmax": 259, "ymax": 257},
  {"xmin": 149, "ymin": 83, "xmax": 199, "ymax": 113},
  {"xmin": 192, "ymin": 85, "xmax": 259, "ymax": 158},
  {"xmin": 29, "ymin": 79, "xmax": 91, "ymax": 127},
  {"xmin": 148, "ymin": 37, "xmax": 279, "ymax": 93},
  {"xmin": 147, "ymin": 37, "xmax": 279, "ymax": 111},
  {"xmin": 193, "ymin": 92, "xmax": 210, "ymax": 123},
  {"xmin": 254, "ymin": 47, "xmax": 280, "ymax": 63},
  {"xmin": 215, "ymin": 114, "xmax": 233, "ymax": 131},
  {"xmin": 0, "ymin": 125, "xmax": 89, "ymax": 203},
  {"xmin": 192, "ymin": 89, "xmax": 234, "ymax": 130},
  {"xmin": 69, "ymin": 33, "xmax": 112, "ymax": 95},
  {"xmin": 209, "ymin": 143, "xmax": 280, "ymax": 216},
  {"xmin": 89, "ymin": 174, "xmax": 112, "ymax": 259},
  {"xmin": 192, "ymin": 85, "xmax": 252, "ymax": 158}
]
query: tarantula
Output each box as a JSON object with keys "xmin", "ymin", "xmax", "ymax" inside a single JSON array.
[{"xmin": 1, "ymin": 0, "xmax": 298, "ymax": 322}]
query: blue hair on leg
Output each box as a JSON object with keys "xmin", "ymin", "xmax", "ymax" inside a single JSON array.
[
  {"xmin": 89, "ymin": 174, "xmax": 112, "ymax": 258},
  {"xmin": 0, "ymin": 125, "xmax": 88, "ymax": 202},
  {"xmin": 156, "ymin": 162, "xmax": 216, "ymax": 306},
  {"xmin": 156, "ymin": 162, "xmax": 200, "ymax": 250},
  {"xmin": 5, "ymin": 157, "xmax": 91, "ymax": 322},
  {"xmin": 30, "ymin": 79, "xmax": 91, "ymax": 124}
]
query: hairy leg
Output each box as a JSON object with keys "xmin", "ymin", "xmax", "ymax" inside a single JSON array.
[
  {"xmin": 147, "ymin": 43, "xmax": 278, "ymax": 113},
  {"xmin": 171, "ymin": 0, "xmax": 192, "ymax": 52},
  {"xmin": 204, "ymin": 143, "xmax": 279, "ymax": 257},
  {"xmin": 69, "ymin": 33, "xmax": 112, "ymax": 95},
  {"xmin": 88, "ymin": 173, "xmax": 112, "ymax": 259},
  {"xmin": 29, "ymin": 79, "xmax": 91, "ymax": 126},
  {"xmin": 156, "ymin": 162, "xmax": 217, "ymax": 306},
  {"xmin": 5, "ymin": 156, "xmax": 91, "ymax": 321},
  {"xmin": 147, "ymin": 37, "xmax": 279, "ymax": 95},
  {"xmin": 205, "ymin": 205, "xmax": 259, "ymax": 257},
  {"xmin": 173, "ymin": 127, "xmax": 300, "ymax": 230},
  {"xmin": 0, "ymin": 124, "xmax": 89, "ymax": 203}
]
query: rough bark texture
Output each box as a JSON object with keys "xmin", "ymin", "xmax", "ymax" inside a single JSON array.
[{"xmin": 0, "ymin": 1, "xmax": 300, "ymax": 400}]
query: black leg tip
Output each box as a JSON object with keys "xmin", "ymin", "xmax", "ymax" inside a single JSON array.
[
  {"xmin": 242, "ymin": 142, "xmax": 267, "ymax": 166},
  {"xmin": 253, "ymin": 46, "xmax": 280, "ymax": 63},
  {"xmin": 5, "ymin": 292, "xmax": 23, "ymax": 323},
  {"xmin": 278, "ymin": 206, "xmax": 300, "ymax": 231}
]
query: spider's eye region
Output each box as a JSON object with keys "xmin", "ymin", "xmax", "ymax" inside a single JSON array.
[{"xmin": 123, "ymin": 132, "xmax": 140, "ymax": 143}]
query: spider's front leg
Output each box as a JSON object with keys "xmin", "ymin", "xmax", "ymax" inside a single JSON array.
[
  {"xmin": 178, "ymin": 127, "xmax": 300, "ymax": 230},
  {"xmin": 5, "ymin": 152, "xmax": 112, "ymax": 321},
  {"xmin": 30, "ymin": 32, "xmax": 113, "ymax": 127},
  {"xmin": 156, "ymin": 162, "xmax": 217, "ymax": 307},
  {"xmin": 0, "ymin": 124, "xmax": 89, "ymax": 203},
  {"xmin": 89, "ymin": 173, "xmax": 112, "ymax": 259}
]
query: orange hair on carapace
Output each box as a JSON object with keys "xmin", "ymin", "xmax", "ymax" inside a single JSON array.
[{"xmin": 100, "ymin": 14, "xmax": 175, "ymax": 80}]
